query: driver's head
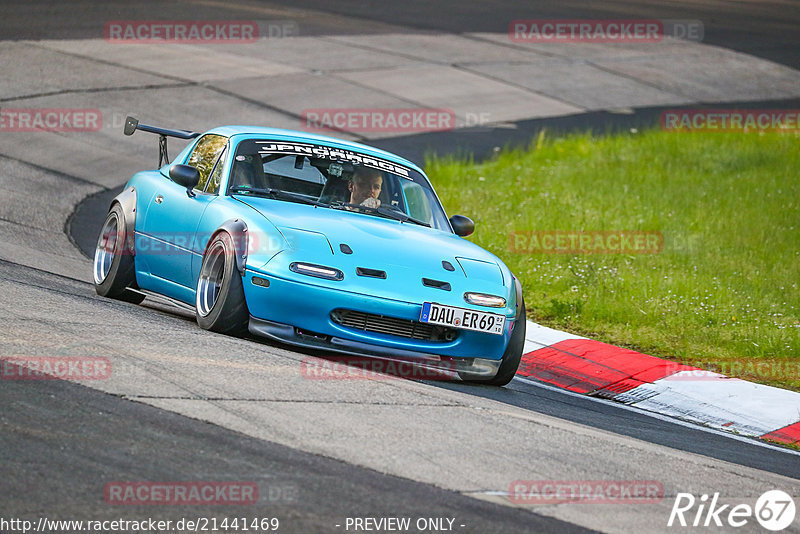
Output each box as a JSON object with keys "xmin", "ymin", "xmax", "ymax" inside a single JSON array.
[{"xmin": 348, "ymin": 167, "xmax": 382, "ymax": 205}]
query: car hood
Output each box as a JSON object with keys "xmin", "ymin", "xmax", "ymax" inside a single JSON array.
[{"xmin": 237, "ymin": 197, "xmax": 513, "ymax": 306}]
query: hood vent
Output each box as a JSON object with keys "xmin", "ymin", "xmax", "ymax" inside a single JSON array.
[
  {"xmin": 357, "ymin": 267, "xmax": 387, "ymax": 279},
  {"xmin": 422, "ymin": 278, "xmax": 451, "ymax": 291}
]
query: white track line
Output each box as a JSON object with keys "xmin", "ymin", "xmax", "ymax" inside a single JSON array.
[{"xmin": 512, "ymin": 376, "xmax": 800, "ymax": 457}]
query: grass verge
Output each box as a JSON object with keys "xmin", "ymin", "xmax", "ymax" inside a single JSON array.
[{"xmin": 428, "ymin": 129, "xmax": 800, "ymax": 391}]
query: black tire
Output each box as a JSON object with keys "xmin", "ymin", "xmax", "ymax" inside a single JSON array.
[
  {"xmin": 195, "ymin": 232, "xmax": 249, "ymax": 337},
  {"xmin": 462, "ymin": 298, "xmax": 526, "ymax": 386},
  {"xmin": 93, "ymin": 204, "xmax": 145, "ymax": 304}
]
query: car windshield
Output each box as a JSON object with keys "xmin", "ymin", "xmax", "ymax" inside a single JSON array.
[{"xmin": 226, "ymin": 139, "xmax": 452, "ymax": 231}]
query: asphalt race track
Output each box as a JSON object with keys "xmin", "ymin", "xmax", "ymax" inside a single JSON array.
[
  {"xmin": 1, "ymin": 349, "xmax": 589, "ymax": 534},
  {"xmin": 2, "ymin": 2, "xmax": 799, "ymax": 534},
  {"xmin": 2, "ymin": 0, "xmax": 797, "ymax": 68}
]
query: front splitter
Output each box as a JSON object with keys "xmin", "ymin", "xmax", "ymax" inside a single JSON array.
[{"xmin": 248, "ymin": 315, "xmax": 501, "ymax": 379}]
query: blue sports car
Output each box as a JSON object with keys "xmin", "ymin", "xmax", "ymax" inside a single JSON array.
[{"xmin": 93, "ymin": 117, "xmax": 525, "ymax": 385}]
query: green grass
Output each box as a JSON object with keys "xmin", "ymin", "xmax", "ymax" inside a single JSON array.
[{"xmin": 427, "ymin": 129, "xmax": 800, "ymax": 391}]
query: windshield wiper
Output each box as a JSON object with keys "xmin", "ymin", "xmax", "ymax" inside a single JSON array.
[
  {"xmin": 230, "ymin": 186, "xmax": 328, "ymax": 207},
  {"xmin": 378, "ymin": 205, "xmax": 431, "ymax": 227},
  {"xmin": 329, "ymin": 201, "xmax": 431, "ymax": 227}
]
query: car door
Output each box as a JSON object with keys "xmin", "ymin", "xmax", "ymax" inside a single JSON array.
[{"xmin": 139, "ymin": 134, "xmax": 228, "ymax": 301}]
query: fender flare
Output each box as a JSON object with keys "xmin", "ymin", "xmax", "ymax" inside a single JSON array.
[
  {"xmin": 207, "ymin": 218, "xmax": 248, "ymax": 274},
  {"xmin": 110, "ymin": 186, "xmax": 137, "ymax": 254}
]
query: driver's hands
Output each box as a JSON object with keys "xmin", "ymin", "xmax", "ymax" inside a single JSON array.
[{"xmin": 360, "ymin": 197, "xmax": 381, "ymax": 209}]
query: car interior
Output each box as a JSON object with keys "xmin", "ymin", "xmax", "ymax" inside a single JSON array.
[{"xmin": 231, "ymin": 153, "xmax": 402, "ymax": 210}]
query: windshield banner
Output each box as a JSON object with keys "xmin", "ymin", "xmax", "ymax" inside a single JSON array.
[{"xmin": 255, "ymin": 141, "xmax": 411, "ymax": 178}]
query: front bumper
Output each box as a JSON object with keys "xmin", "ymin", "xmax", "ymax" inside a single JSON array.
[
  {"xmin": 248, "ymin": 315, "xmax": 502, "ymax": 378},
  {"xmin": 242, "ymin": 267, "xmax": 514, "ymax": 371}
]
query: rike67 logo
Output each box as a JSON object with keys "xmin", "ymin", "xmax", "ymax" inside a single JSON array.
[{"xmin": 668, "ymin": 490, "xmax": 796, "ymax": 531}]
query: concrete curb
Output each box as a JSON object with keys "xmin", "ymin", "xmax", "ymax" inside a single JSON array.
[{"xmin": 521, "ymin": 321, "xmax": 800, "ymax": 446}]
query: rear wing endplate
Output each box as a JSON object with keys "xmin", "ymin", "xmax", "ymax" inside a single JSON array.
[{"xmin": 124, "ymin": 116, "xmax": 200, "ymax": 167}]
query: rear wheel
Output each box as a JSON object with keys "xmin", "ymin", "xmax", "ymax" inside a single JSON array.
[
  {"xmin": 93, "ymin": 204, "xmax": 145, "ymax": 304},
  {"xmin": 462, "ymin": 299, "xmax": 526, "ymax": 386},
  {"xmin": 196, "ymin": 232, "xmax": 249, "ymax": 337}
]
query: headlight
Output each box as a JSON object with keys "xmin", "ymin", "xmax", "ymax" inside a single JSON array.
[
  {"xmin": 463, "ymin": 292, "xmax": 506, "ymax": 308},
  {"xmin": 289, "ymin": 262, "xmax": 344, "ymax": 281}
]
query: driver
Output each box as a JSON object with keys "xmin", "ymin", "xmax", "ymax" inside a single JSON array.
[{"xmin": 348, "ymin": 167, "xmax": 382, "ymax": 209}]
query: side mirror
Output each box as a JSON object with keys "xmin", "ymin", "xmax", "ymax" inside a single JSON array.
[
  {"xmin": 450, "ymin": 215, "xmax": 474, "ymax": 237},
  {"xmin": 169, "ymin": 164, "xmax": 201, "ymax": 197}
]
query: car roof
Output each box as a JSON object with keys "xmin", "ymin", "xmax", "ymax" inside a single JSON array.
[{"xmin": 205, "ymin": 126, "xmax": 425, "ymax": 175}]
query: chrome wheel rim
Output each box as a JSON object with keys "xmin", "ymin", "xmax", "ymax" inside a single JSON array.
[
  {"xmin": 196, "ymin": 240, "xmax": 226, "ymax": 317},
  {"xmin": 93, "ymin": 214, "xmax": 119, "ymax": 284}
]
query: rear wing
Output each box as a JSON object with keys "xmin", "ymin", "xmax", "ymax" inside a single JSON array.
[{"xmin": 124, "ymin": 116, "xmax": 200, "ymax": 167}]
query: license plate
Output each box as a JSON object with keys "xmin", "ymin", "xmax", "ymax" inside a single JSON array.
[{"xmin": 419, "ymin": 302, "xmax": 506, "ymax": 335}]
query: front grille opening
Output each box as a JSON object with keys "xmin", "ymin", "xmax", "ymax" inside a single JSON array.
[{"xmin": 331, "ymin": 309, "xmax": 458, "ymax": 342}]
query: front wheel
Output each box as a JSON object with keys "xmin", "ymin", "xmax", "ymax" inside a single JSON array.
[
  {"xmin": 195, "ymin": 232, "xmax": 249, "ymax": 337},
  {"xmin": 93, "ymin": 204, "xmax": 145, "ymax": 304},
  {"xmin": 462, "ymin": 299, "xmax": 526, "ymax": 386}
]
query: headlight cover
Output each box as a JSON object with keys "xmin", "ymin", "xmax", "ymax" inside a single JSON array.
[
  {"xmin": 463, "ymin": 292, "xmax": 506, "ymax": 308},
  {"xmin": 289, "ymin": 262, "xmax": 344, "ymax": 281}
]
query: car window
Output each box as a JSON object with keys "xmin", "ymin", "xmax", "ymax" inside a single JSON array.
[
  {"xmin": 186, "ymin": 134, "xmax": 227, "ymax": 192},
  {"xmin": 228, "ymin": 139, "xmax": 452, "ymax": 231},
  {"xmin": 263, "ymin": 156, "xmax": 326, "ymax": 196},
  {"xmin": 205, "ymin": 145, "xmax": 227, "ymax": 194},
  {"xmin": 401, "ymin": 180, "xmax": 434, "ymax": 224}
]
